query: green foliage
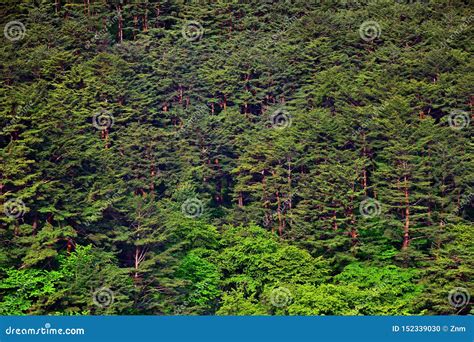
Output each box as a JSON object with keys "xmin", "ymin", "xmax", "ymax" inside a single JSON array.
[
  {"xmin": 0, "ymin": 0, "xmax": 472, "ymax": 316},
  {"xmin": 176, "ymin": 249, "xmax": 221, "ymax": 314},
  {"xmin": 0, "ymin": 267, "xmax": 62, "ymax": 315},
  {"xmin": 0, "ymin": 246, "xmax": 135, "ymax": 315}
]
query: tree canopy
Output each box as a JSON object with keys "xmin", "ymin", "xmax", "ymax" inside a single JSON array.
[{"xmin": 0, "ymin": 0, "xmax": 472, "ymax": 316}]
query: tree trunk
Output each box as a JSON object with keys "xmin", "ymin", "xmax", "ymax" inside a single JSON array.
[
  {"xmin": 116, "ymin": 5, "xmax": 123, "ymax": 43},
  {"xmin": 402, "ymin": 175, "xmax": 410, "ymax": 249},
  {"xmin": 287, "ymin": 157, "xmax": 292, "ymax": 211},
  {"xmin": 362, "ymin": 132, "xmax": 368, "ymax": 195},
  {"xmin": 276, "ymin": 191, "xmax": 283, "ymax": 236},
  {"xmin": 349, "ymin": 182, "xmax": 358, "ymax": 243},
  {"xmin": 143, "ymin": 9, "xmax": 148, "ymax": 32},
  {"xmin": 133, "ymin": 15, "xmax": 138, "ymax": 39},
  {"xmin": 134, "ymin": 246, "xmax": 146, "ymax": 279},
  {"xmin": 238, "ymin": 192, "xmax": 243, "ymax": 207},
  {"xmin": 155, "ymin": 7, "xmax": 161, "ymax": 28}
]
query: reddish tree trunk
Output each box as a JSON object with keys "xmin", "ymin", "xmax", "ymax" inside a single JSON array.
[
  {"xmin": 155, "ymin": 7, "xmax": 160, "ymax": 28},
  {"xmin": 133, "ymin": 15, "xmax": 138, "ymax": 39},
  {"xmin": 143, "ymin": 10, "xmax": 148, "ymax": 31},
  {"xmin": 349, "ymin": 183, "xmax": 358, "ymax": 243},
  {"xmin": 287, "ymin": 157, "xmax": 292, "ymax": 211},
  {"xmin": 362, "ymin": 132, "xmax": 368, "ymax": 195},
  {"xmin": 402, "ymin": 175, "xmax": 410, "ymax": 249},
  {"xmin": 178, "ymin": 86, "xmax": 183, "ymax": 104},
  {"xmin": 67, "ymin": 238, "xmax": 75, "ymax": 254},
  {"xmin": 117, "ymin": 6, "xmax": 123, "ymax": 43},
  {"xmin": 150, "ymin": 165, "xmax": 155, "ymax": 190},
  {"xmin": 276, "ymin": 191, "xmax": 283, "ymax": 236}
]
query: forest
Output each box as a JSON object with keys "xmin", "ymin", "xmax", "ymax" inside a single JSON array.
[{"xmin": 0, "ymin": 0, "xmax": 472, "ymax": 316}]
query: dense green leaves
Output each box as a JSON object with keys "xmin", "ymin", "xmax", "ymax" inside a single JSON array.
[{"xmin": 0, "ymin": 0, "xmax": 472, "ymax": 316}]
